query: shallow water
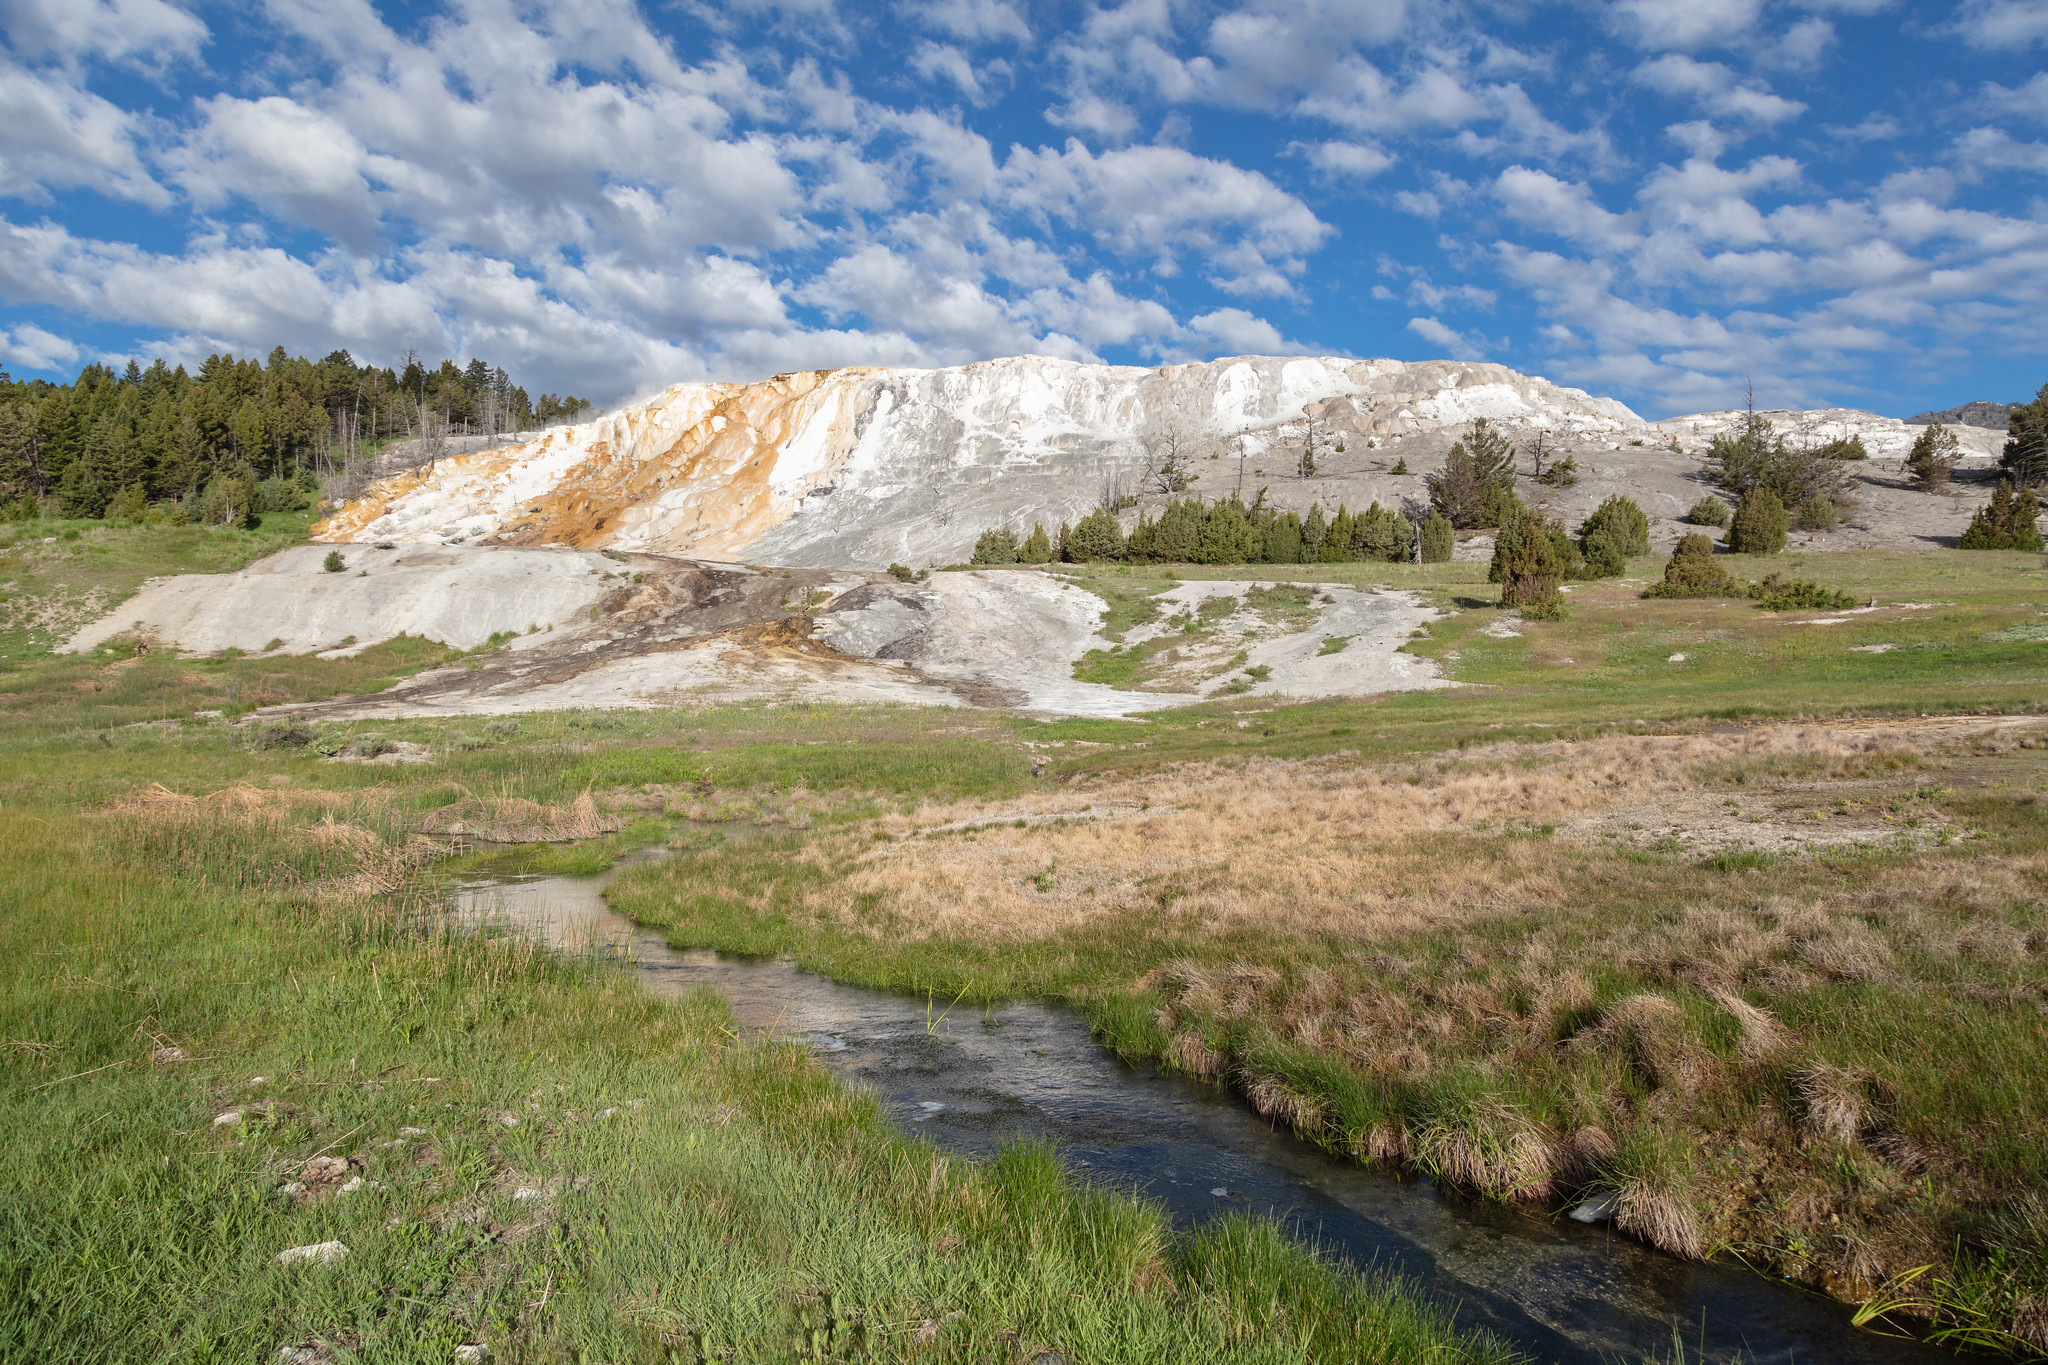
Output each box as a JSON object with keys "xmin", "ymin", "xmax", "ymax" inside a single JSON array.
[{"xmin": 451, "ymin": 862, "xmax": 1961, "ymax": 1365}]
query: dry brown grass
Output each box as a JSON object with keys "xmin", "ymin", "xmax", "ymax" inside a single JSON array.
[
  {"xmin": 102, "ymin": 782, "xmax": 440, "ymax": 896},
  {"xmin": 418, "ymin": 792, "xmax": 621, "ymax": 844},
  {"xmin": 807, "ymin": 722, "xmax": 2020, "ymax": 947}
]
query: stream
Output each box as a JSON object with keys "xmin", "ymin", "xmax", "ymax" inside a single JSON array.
[{"xmin": 451, "ymin": 860, "xmax": 1963, "ymax": 1365}]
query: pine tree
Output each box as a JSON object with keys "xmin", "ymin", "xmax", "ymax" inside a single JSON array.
[
  {"xmin": 1066, "ymin": 508, "xmax": 1126, "ymax": 562},
  {"xmin": 1958, "ymin": 480, "xmax": 2045, "ymax": 550},
  {"xmin": 2002, "ymin": 383, "xmax": 2048, "ymax": 488},
  {"xmin": 970, "ymin": 528, "xmax": 1021, "ymax": 564},
  {"xmin": 1019, "ymin": 522, "xmax": 1053, "ymax": 564},
  {"xmin": 1577, "ymin": 495, "xmax": 1649, "ymax": 578},
  {"xmin": 1419, "ymin": 510, "xmax": 1453, "ymax": 563},
  {"xmin": 1906, "ymin": 424, "xmax": 1959, "ymax": 492},
  {"xmin": 1728, "ymin": 487, "xmax": 1788, "ymax": 555},
  {"xmin": 1643, "ymin": 533, "xmax": 1740, "ymax": 598},
  {"xmin": 1425, "ymin": 418, "xmax": 1517, "ymax": 528},
  {"xmin": 1497, "ymin": 512, "xmax": 1567, "ymax": 618}
]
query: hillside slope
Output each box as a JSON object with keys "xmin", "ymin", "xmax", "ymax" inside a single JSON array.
[{"xmin": 314, "ymin": 355, "xmax": 2009, "ymax": 568}]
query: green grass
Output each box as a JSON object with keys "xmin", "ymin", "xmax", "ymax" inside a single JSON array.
[{"xmin": 0, "ymin": 762, "xmax": 1515, "ymax": 1364}]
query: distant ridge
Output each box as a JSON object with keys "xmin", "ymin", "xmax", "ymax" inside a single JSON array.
[{"xmin": 1907, "ymin": 400, "xmax": 2012, "ymax": 429}]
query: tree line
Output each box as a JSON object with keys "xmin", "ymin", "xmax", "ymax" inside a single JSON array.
[{"xmin": 0, "ymin": 348, "xmax": 593, "ymax": 523}]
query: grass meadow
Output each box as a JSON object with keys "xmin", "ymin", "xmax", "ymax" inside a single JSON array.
[{"xmin": 5, "ymin": 517, "xmax": 2048, "ymax": 1357}]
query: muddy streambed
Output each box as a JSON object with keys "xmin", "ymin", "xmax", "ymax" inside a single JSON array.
[{"xmin": 450, "ymin": 861, "xmax": 1961, "ymax": 1365}]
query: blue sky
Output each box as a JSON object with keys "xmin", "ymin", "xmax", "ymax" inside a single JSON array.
[{"xmin": 1, "ymin": 0, "xmax": 2045, "ymax": 418}]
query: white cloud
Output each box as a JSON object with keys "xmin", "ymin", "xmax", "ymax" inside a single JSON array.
[
  {"xmin": 907, "ymin": 0, "xmax": 1031, "ymax": 45},
  {"xmin": 1607, "ymin": 0, "xmax": 1765, "ymax": 51},
  {"xmin": 1983, "ymin": 73, "xmax": 2048, "ymax": 122},
  {"xmin": 0, "ymin": 61, "xmax": 167, "ymax": 205},
  {"xmin": 1, "ymin": 0, "xmax": 205, "ymax": 70},
  {"xmin": 1493, "ymin": 167, "xmax": 1640, "ymax": 250},
  {"xmin": 1633, "ymin": 55, "xmax": 1806, "ymax": 125},
  {"xmin": 996, "ymin": 141, "xmax": 1331, "ymax": 296},
  {"xmin": 1298, "ymin": 139, "xmax": 1396, "ymax": 182},
  {"xmin": 1956, "ymin": 0, "xmax": 2048, "ymax": 47},
  {"xmin": 1407, "ymin": 315, "xmax": 1488, "ymax": 357},
  {"xmin": 0, "ymin": 321, "xmax": 81, "ymax": 370}
]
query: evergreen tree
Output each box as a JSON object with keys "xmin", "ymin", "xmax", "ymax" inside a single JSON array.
[
  {"xmin": 1019, "ymin": 522, "xmax": 1053, "ymax": 564},
  {"xmin": 1419, "ymin": 510, "xmax": 1453, "ymax": 563},
  {"xmin": 1576, "ymin": 494, "xmax": 1649, "ymax": 578},
  {"xmin": 1643, "ymin": 533, "xmax": 1740, "ymax": 598},
  {"xmin": 1425, "ymin": 417, "xmax": 1516, "ymax": 528},
  {"xmin": 1066, "ymin": 508, "xmax": 1126, "ymax": 562},
  {"xmin": 2001, "ymin": 382, "xmax": 2048, "ymax": 488},
  {"xmin": 0, "ymin": 404, "xmax": 39, "ymax": 500},
  {"xmin": 971, "ymin": 528, "xmax": 1022, "ymax": 564},
  {"xmin": 1728, "ymin": 487, "xmax": 1788, "ymax": 555},
  {"xmin": 1497, "ymin": 512, "xmax": 1568, "ymax": 618},
  {"xmin": 1906, "ymin": 424, "xmax": 1960, "ymax": 492},
  {"xmin": 1958, "ymin": 480, "xmax": 2045, "ymax": 550}
]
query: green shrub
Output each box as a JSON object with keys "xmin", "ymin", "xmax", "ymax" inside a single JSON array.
[
  {"xmin": 1419, "ymin": 510, "xmax": 1453, "ymax": 563},
  {"xmin": 1957, "ymin": 480, "xmax": 2044, "ymax": 551},
  {"xmin": 1817, "ymin": 435, "xmax": 1868, "ymax": 460},
  {"xmin": 887, "ymin": 562, "xmax": 915, "ymax": 582},
  {"xmin": 1747, "ymin": 573, "xmax": 1857, "ymax": 611},
  {"xmin": 1390, "ymin": 457, "xmax": 1409, "ymax": 475},
  {"xmin": 1643, "ymin": 532, "xmax": 1740, "ymax": 599},
  {"xmin": 1793, "ymin": 496, "xmax": 1837, "ymax": 531},
  {"xmin": 1683, "ymin": 496, "xmax": 1731, "ymax": 527},
  {"xmin": 1496, "ymin": 511, "xmax": 1568, "ymax": 619},
  {"xmin": 322, "ymin": 550, "xmax": 346, "ymax": 573},
  {"xmin": 1577, "ymin": 495, "xmax": 1649, "ymax": 578},
  {"xmin": 1727, "ymin": 487, "xmax": 1788, "ymax": 555},
  {"xmin": 1535, "ymin": 453, "xmax": 1579, "ymax": 487},
  {"xmin": 1019, "ymin": 522, "xmax": 1054, "ymax": 564}
]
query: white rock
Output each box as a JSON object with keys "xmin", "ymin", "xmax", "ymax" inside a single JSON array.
[
  {"xmin": 1667, "ymin": 653, "xmax": 1687, "ymax": 662},
  {"xmin": 398, "ymin": 1126, "xmax": 427, "ymax": 1138},
  {"xmin": 1568, "ymin": 1191, "xmax": 1620, "ymax": 1224},
  {"xmin": 276, "ymin": 1181, "xmax": 306, "ymax": 1199},
  {"xmin": 511, "ymin": 1186, "xmax": 545, "ymax": 1202},
  {"xmin": 275, "ymin": 1240, "xmax": 349, "ymax": 1265},
  {"xmin": 313, "ymin": 355, "xmax": 1648, "ymax": 570},
  {"xmin": 212, "ymin": 1110, "xmax": 242, "ymax": 1126},
  {"xmin": 454, "ymin": 1346, "xmax": 489, "ymax": 1363},
  {"xmin": 496, "ymin": 1111, "xmax": 520, "ymax": 1128}
]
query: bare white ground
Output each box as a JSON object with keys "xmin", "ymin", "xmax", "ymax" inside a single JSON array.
[
  {"xmin": 1224, "ymin": 585, "xmax": 1450, "ymax": 701},
  {"xmin": 909, "ymin": 571, "xmax": 1188, "ymax": 717},
  {"xmin": 326, "ymin": 640, "xmax": 961, "ymax": 719},
  {"xmin": 60, "ymin": 544, "xmax": 618, "ymax": 656}
]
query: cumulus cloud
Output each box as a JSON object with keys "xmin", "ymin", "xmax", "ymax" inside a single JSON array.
[
  {"xmin": 1956, "ymin": 0, "xmax": 2048, "ymax": 47},
  {"xmin": 1407, "ymin": 315, "xmax": 1489, "ymax": 358},
  {"xmin": 0, "ymin": 321, "xmax": 82, "ymax": 370},
  {"xmin": 0, "ymin": 0, "xmax": 206, "ymax": 70},
  {"xmin": 996, "ymin": 141, "xmax": 1331, "ymax": 295},
  {"xmin": 1606, "ymin": 0, "xmax": 1765, "ymax": 51},
  {"xmin": 1633, "ymin": 55, "xmax": 1806, "ymax": 124}
]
